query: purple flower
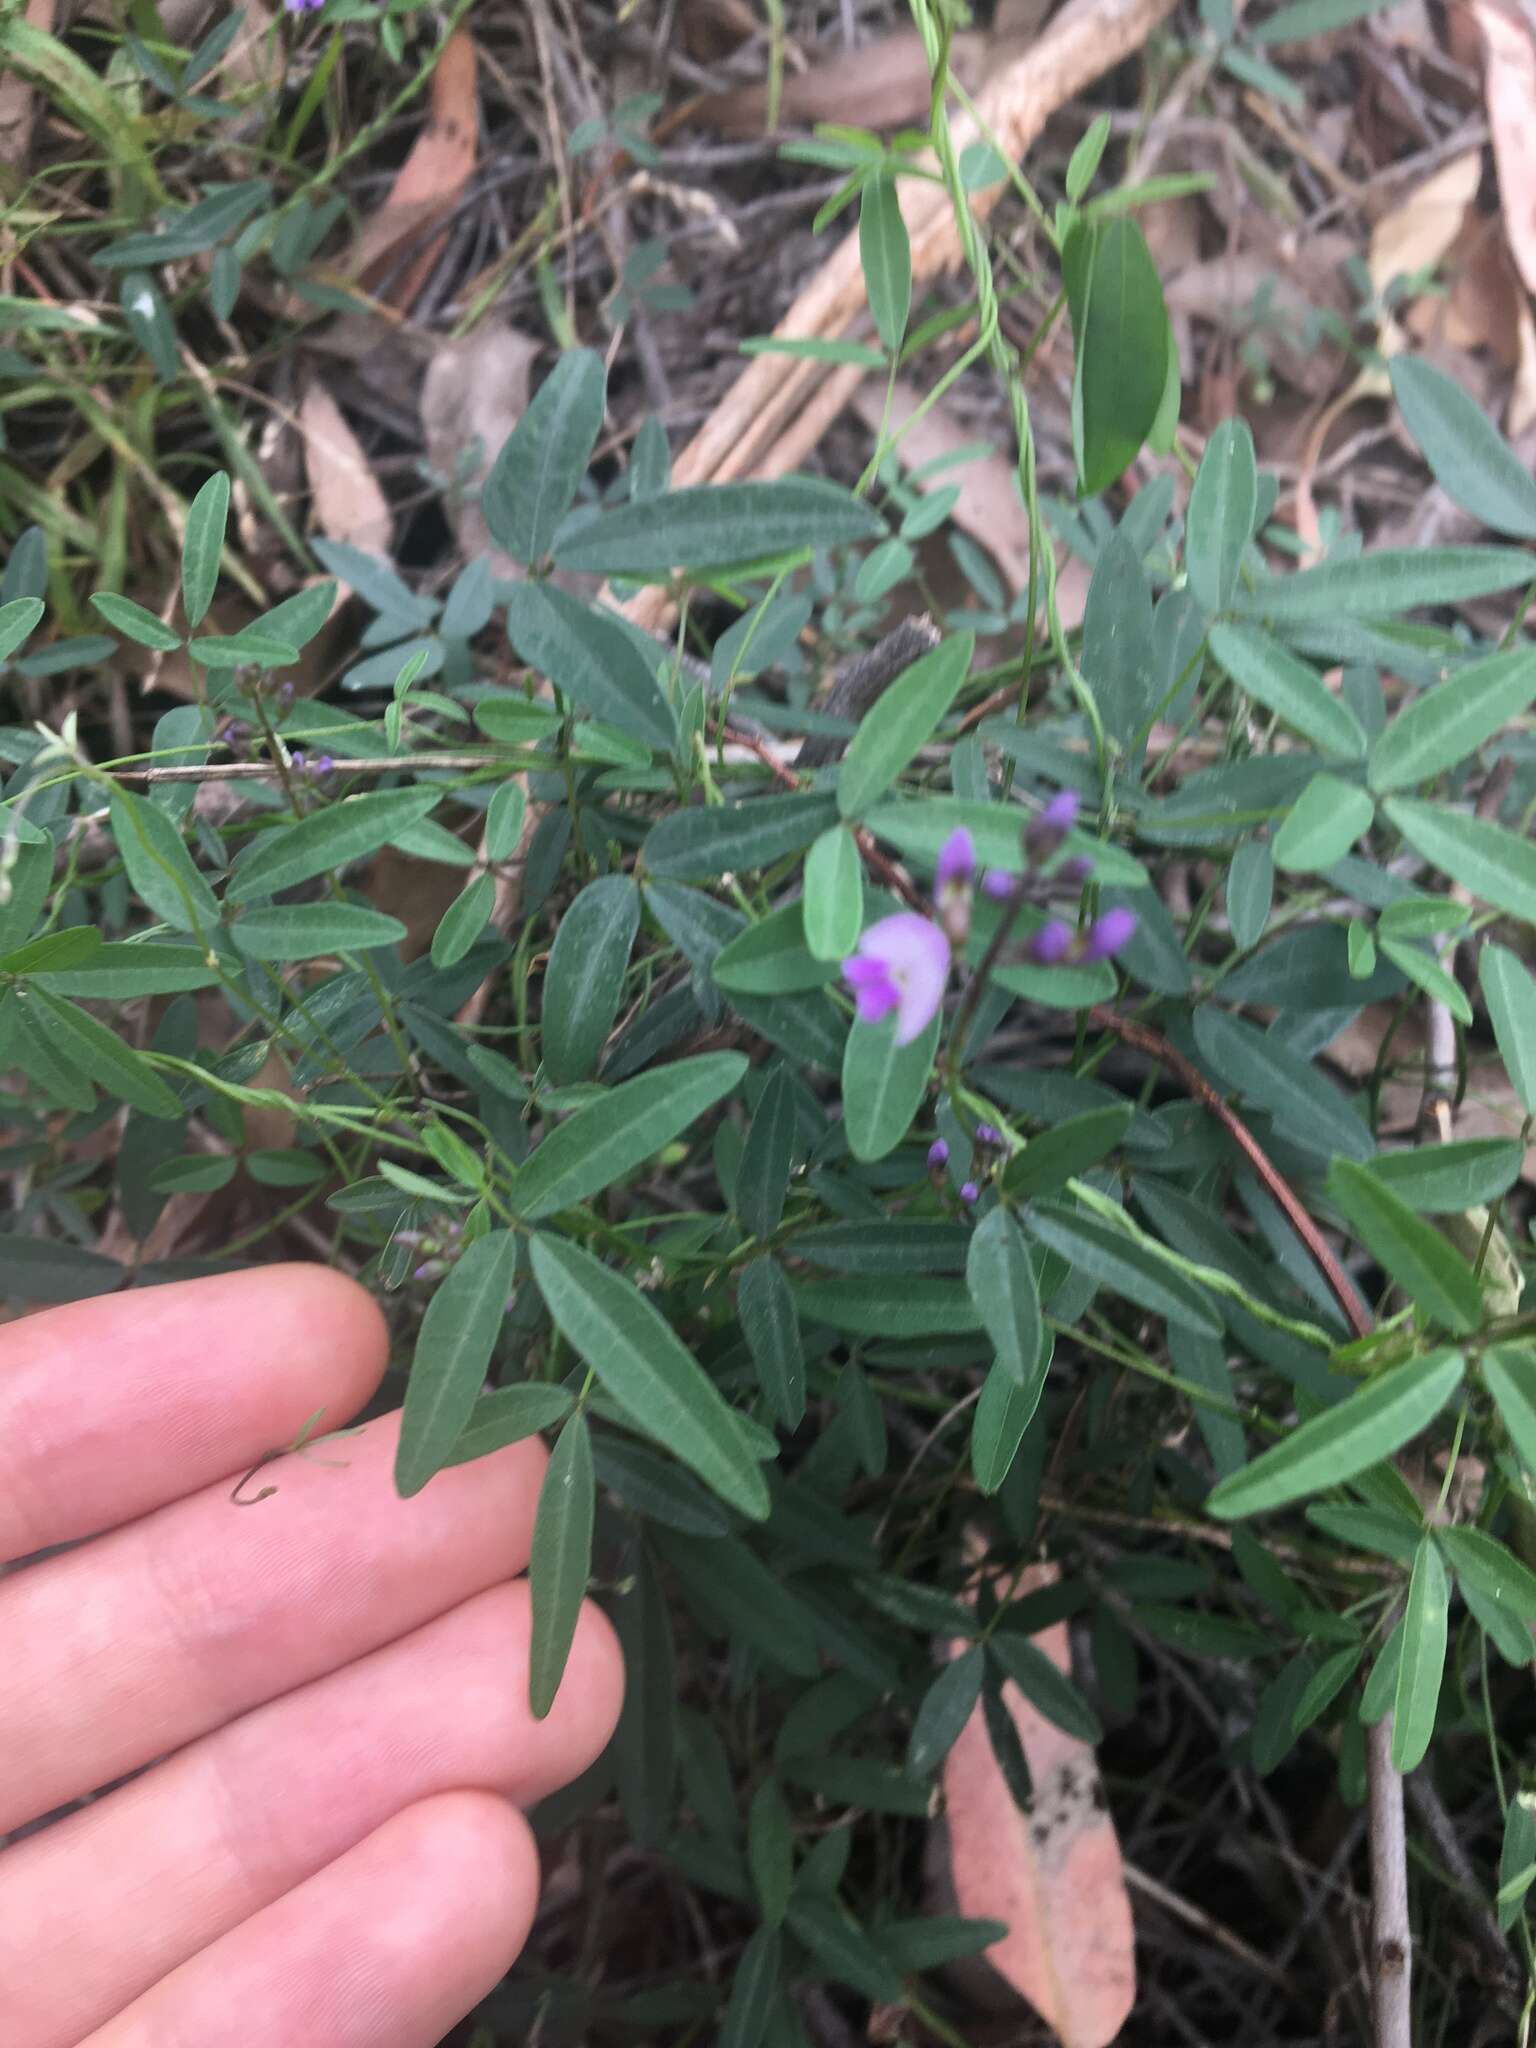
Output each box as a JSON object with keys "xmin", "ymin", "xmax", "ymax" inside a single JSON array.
[
  {"xmin": 285, "ymin": 0, "xmax": 325, "ymax": 12},
  {"xmin": 982, "ymin": 869, "xmax": 1020, "ymax": 901},
  {"xmin": 935, "ymin": 827, "xmax": 975, "ymax": 892},
  {"xmin": 975, "ymin": 1123, "xmax": 1001, "ymax": 1147},
  {"xmin": 289, "ymin": 749, "xmax": 306, "ymax": 771},
  {"xmin": 1081, "ymin": 907, "xmax": 1138, "ymax": 962},
  {"xmin": 1027, "ymin": 789, "xmax": 1080, "ymax": 861},
  {"xmin": 1058, "ymin": 854, "xmax": 1095, "ymax": 887},
  {"xmin": 843, "ymin": 913, "xmax": 952, "ymax": 1045},
  {"xmin": 1028, "ymin": 919, "xmax": 1074, "ymax": 965},
  {"xmin": 315, "ymin": 753, "xmax": 335, "ymax": 777},
  {"xmin": 960, "ymin": 1180, "xmax": 980, "ymax": 1203},
  {"xmin": 927, "ymin": 1138, "xmax": 950, "ymax": 1168}
]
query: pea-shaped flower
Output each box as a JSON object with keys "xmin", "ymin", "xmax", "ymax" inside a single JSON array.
[{"xmin": 842, "ymin": 912, "xmax": 952, "ymax": 1046}]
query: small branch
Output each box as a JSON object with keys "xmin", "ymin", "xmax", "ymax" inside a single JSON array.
[
  {"xmin": 1088, "ymin": 1006, "xmax": 1374, "ymax": 1341},
  {"xmin": 120, "ymin": 753, "xmax": 504, "ymax": 783},
  {"xmin": 1367, "ymin": 1714, "xmax": 1413, "ymax": 2048}
]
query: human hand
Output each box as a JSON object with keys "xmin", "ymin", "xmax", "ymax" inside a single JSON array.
[{"xmin": 0, "ymin": 1265, "xmax": 623, "ymax": 2048}]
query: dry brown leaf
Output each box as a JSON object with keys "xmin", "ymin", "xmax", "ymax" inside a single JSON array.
[
  {"xmin": 935, "ymin": 1562, "xmax": 1135, "ymax": 2046},
  {"xmin": 0, "ymin": 0, "xmax": 55, "ymax": 178},
  {"xmin": 1510, "ymin": 294, "xmax": 1536, "ymax": 434},
  {"xmin": 1475, "ymin": 0, "xmax": 1536, "ymax": 296},
  {"xmin": 299, "ymin": 379, "xmax": 392, "ymax": 558},
  {"xmin": 352, "ymin": 30, "xmax": 478, "ymax": 312},
  {"xmin": 1164, "ymin": 234, "xmax": 1356, "ymax": 400},
  {"xmin": 1368, "ymin": 150, "xmax": 1483, "ymax": 302},
  {"xmin": 695, "ymin": 28, "xmax": 991, "ymax": 135},
  {"xmin": 419, "ymin": 322, "xmax": 539, "ymax": 578},
  {"xmin": 853, "ymin": 379, "xmax": 1033, "ymax": 595}
]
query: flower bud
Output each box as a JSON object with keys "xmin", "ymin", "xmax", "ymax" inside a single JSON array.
[
  {"xmin": 927, "ymin": 1139, "xmax": 950, "ymax": 1169},
  {"xmin": 1080, "ymin": 907, "xmax": 1138, "ymax": 962},
  {"xmin": 975, "ymin": 1122, "xmax": 1001, "ymax": 1147},
  {"xmin": 1025, "ymin": 789, "xmax": 1079, "ymax": 863},
  {"xmin": 982, "ymin": 869, "xmax": 1020, "ymax": 901},
  {"xmin": 1027, "ymin": 919, "xmax": 1074, "ymax": 966},
  {"xmin": 960, "ymin": 1180, "xmax": 980, "ymax": 1203}
]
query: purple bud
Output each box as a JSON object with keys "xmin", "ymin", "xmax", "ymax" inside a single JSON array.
[
  {"xmin": 1058, "ymin": 854, "xmax": 1095, "ymax": 887},
  {"xmin": 982, "ymin": 869, "xmax": 1021, "ymax": 901},
  {"xmin": 935, "ymin": 827, "xmax": 976, "ymax": 893},
  {"xmin": 315, "ymin": 753, "xmax": 335, "ymax": 777},
  {"xmin": 975, "ymin": 1123, "xmax": 1001, "ymax": 1147},
  {"xmin": 1026, "ymin": 789, "xmax": 1080, "ymax": 860},
  {"xmin": 278, "ymin": 680, "xmax": 296, "ymax": 705},
  {"xmin": 289, "ymin": 749, "xmax": 306, "ymax": 771},
  {"xmin": 960, "ymin": 1180, "xmax": 980, "ymax": 1204},
  {"xmin": 928, "ymin": 1138, "xmax": 950, "ymax": 1168},
  {"xmin": 1028, "ymin": 919, "xmax": 1074, "ymax": 965},
  {"xmin": 504, "ymin": 1296, "xmax": 517, "ymax": 1315},
  {"xmin": 1081, "ymin": 907, "xmax": 1138, "ymax": 962}
]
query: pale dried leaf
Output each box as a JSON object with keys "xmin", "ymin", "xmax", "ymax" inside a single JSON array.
[
  {"xmin": 299, "ymin": 379, "xmax": 392, "ymax": 557},
  {"xmin": 937, "ymin": 1563, "xmax": 1135, "ymax": 2047},
  {"xmin": 1475, "ymin": 0, "xmax": 1536, "ymax": 296},
  {"xmin": 0, "ymin": 0, "xmax": 55, "ymax": 175},
  {"xmin": 419, "ymin": 323, "xmax": 539, "ymax": 578},
  {"xmin": 351, "ymin": 30, "xmax": 478, "ymax": 312},
  {"xmin": 1367, "ymin": 150, "xmax": 1482, "ymax": 300},
  {"xmin": 695, "ymin": 28, "xmax": 990, "ymax": 135},
  {"xmin": 1510, "ymin": 296, "xmax": 1536, "ymax": 435}
]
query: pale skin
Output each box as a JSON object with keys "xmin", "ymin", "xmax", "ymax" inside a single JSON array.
[{"xmin": 0, "ymin": 1265, "xmax": 625, "ymax": 2048}]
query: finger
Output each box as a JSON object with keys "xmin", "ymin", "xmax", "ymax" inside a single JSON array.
[
  {"xmin": 0, "ymin": 1266, "xmax": 388, "ymax": 1564},
  {"xmin": 0, "ymin": 1409, "xmax": 545, "ymax": 1835},
  {"xmin": 5, "ymin": 1583, "xmax": 622, "ymax": 2048},
  {"xmin": 81, "ymin": 1791, "xmax": 539, "ymax": 2048}
]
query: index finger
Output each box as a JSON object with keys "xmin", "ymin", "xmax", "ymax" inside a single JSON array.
[{"xmin": 0, "ymin": 1265, "xmax": 388, "ymax": 1565}]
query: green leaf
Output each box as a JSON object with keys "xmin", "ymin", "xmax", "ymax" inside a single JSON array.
[
  {"xmin": 1483, "ymin": 1344, "xmax": 1536, "ymax": 1475},
  {"xmin": 1062, "ymin": 214, "xmax": 1170, "ymax": 496},
  {"xmin": 971, "ymin": 1348, "xmax": 1047, "ymax": 1494},
  {"xmin": 0, "ymin": 927, "xmax": 101, "ymax": 976},
  {"xmin": 34, "ymin": 942, "xmax": 219, "ymax": 996},
  {"xmin": 1481, "ymin": 944, "xmax": 1536, "ymax": 1115},
  {"xmin": 444, "ymin": 1383, "xmax": 574, "ymax": 1465},
  {"xmin": 511, "ymin": 1053, "xmax": 747, "ymax": 1219},
  {"xmin": 611, "ymin": 1546, "xmax": 677, "ymax": 1848},
  {"xmin": 552, "ymin": 478, "xmax": 884, "ymax": 577},
  {"xmin": 719, "ymin": 1926, "xmax": 782, "ymax": 2048},
  {"xmin": 89, "ymin": 591, "xmax": 182, "ymax": 650},
  {"xmin": 1186, "ymin": 417, "xmax": 1257, "ymax": 613},
  {"xmin": 1390, "ymin": 356, "xmax": 1536, "ymax": 540},
  {"xmin": 1393, "ymin": 1536, "xmax": 1448, "ymax": 1771},
  {"xmin": 0, "ymin": 1231, "xmax": 122, "ymax": 1303},
  {"xmin": 1066, "ymin": 112, "xmax": 1111, "ymax": 201},
  {"xmin": 988, "ymin": 1630, "xmax": 1103, "ymax": 1742},
  {"xmin": 247, "ymin": 581, "xmax": 339, "ymax": 653},
  {"xmin": 859, "ymin": 171, "xmax": 910, "ymax": 354},
  {"xmin": 530, "ymin": 1233, "xmax": 770, "ymax": 1520},
  {"xmin": 1232, "ymin": 545, "xmax": 1535, "ymax": 621},
  {"xmin": 835, "ymin": 631, "xmax": 973, "ymax": 818},
  {"xmin": 484, "ymin": 780, "xmax": 528, "ymax": 863},
  {"xmin": 908, "ymin": 1647, "xmax": 985, "ymax": 1777},
  {"xmin": 30, "ymin": 988, "xmax": 182, "ymax": 1118},
  {"xmin": 482, "ymin": 347, "xmax": 607, "ymax": 565},
  {"xmin": 803, "ymin": 825, "xmax": 864, "ymax": 961},
  {"xmin": 187, "ymin": 630, "xmax": 301, "ymax": 670},
  {"xmin": 227, "ymin": 788, "xmax": 441, "ymax": 904},
  {"xmin": 785, "ymin": 1897, "xmax": 904, "ymax": 2002},
  {"xmin": 541, "ymin": 874, "xmax": 640, "ymax": 1084},
  {"xmin": 748, "ymin": 1778, "xmax": 795, "ymax": 1925},
  {"xmin": 1499, "ymin": 1796, "xmax": 1536, "ymax": 1930},
  {"xmin": 1000, "ymin": 1105, "xmax": 1133, "ymax": 1199},
  {"xmin": 429, "ymin": 870, "xmax": 495, "ymax": 970},
  {"xmin": 1206, "ymin": 1347, "xmax": 1464, "ymax": 1519},
  {"xmin": 1194, "ymin": 1006, "xmax": 1375, "ymax": 1161},
  {"xmin": 1290, "ymin": 1644, "xmax": 1363, "ymax": 1734},
  {"xmin": 1440, "ymin": 1524, "xmax": 1536, "ymax": 1657},
  {"xmin": 149, "ymin": 1153, "xmax": 236, "ymax": 1194},
  {"xmin": 862, "ymin": 795, "xmax": 1147, "ymax": 887},
  {"xmin": 842, "ymin": 1007, "xmax": 940, "ymax": 1162},
  {"xmin": 394, "ymin": 1230, "xmax": 520, "ymax": 1497},
  {"xmin": 1023, "ymin": 1201, "xmax": 1222, "ymax": 1335},
  {"xmin": 1387, "ymin": 797, "xmax": 1536, "ymax": 927},
  {"xmin": 1209, "ymin": 623, "xmax": 1367, "ymax": 757},
  {"xmin": 966, "ymin": 1207, "xmax": 1043, "ymax": 1390},
  {"xmin": 1227, "ymin": 839, "xmax": 1274, "ymax": 950},
  {"xmin": 1327, "ymin": 1158, "xmax": 1483, "ymax": 1332},
  {"xmin": 1366, "ymin": 1138, "xmax": 1524, "ymax": 1213},
  {"xmin": 739, "ymin": 1255, "xmax": 805, "ymax": 1430},
  {"xmin": 791, "ymin": 1275, "xmax": 981, "ymax": 1337},
  {"xmin": 108, "ymin": 786, "xmax": 220, "ymax": 933},
  {"xmin": 645, "ymin": 792, "xmax": 840, "ymax": 880},
  {"xmin": 1271, "ymin": 773, "xmax": 1375, "ymax": 872},
  {"xmin": 738, "ymin": 1066, "xmax": 795, "ymax": 1240},
  {"xmin": 528, "ymin": 1410, "xmax": 595, "ymax": 1718},
  {"xmin": 1370, "ymin": 645, "xmax": 1536, "ymax": 794},
  {"xmin": 1378, "ymin": 937, "xmax": 1473, "ymax": 1026},
  {"xmin": 181, "ymin": 471, "xmax": 229, "ymax": 629},
  {"xmin": 712, "ymin": 903, "xmax": 837, "ymax": 995},
  {"xmin": 1081, "ymin": 530, "xmax": 1155, "ymax": 748},
  {"xmin": 233, "ymin": 902, "xmax": 407, "ymax": 960},
  {"xmin": 503, "ymin": 583, "xmax": 675, "ymax": 750},
  {"xmin": 0, "ymin": 595, "xmax": 44, "ymax": 665}
]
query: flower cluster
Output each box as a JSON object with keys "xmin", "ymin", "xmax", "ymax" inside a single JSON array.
[{"xmin": 839, "ymin": 794, "xmax": 1136, "ymax": 1046}]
